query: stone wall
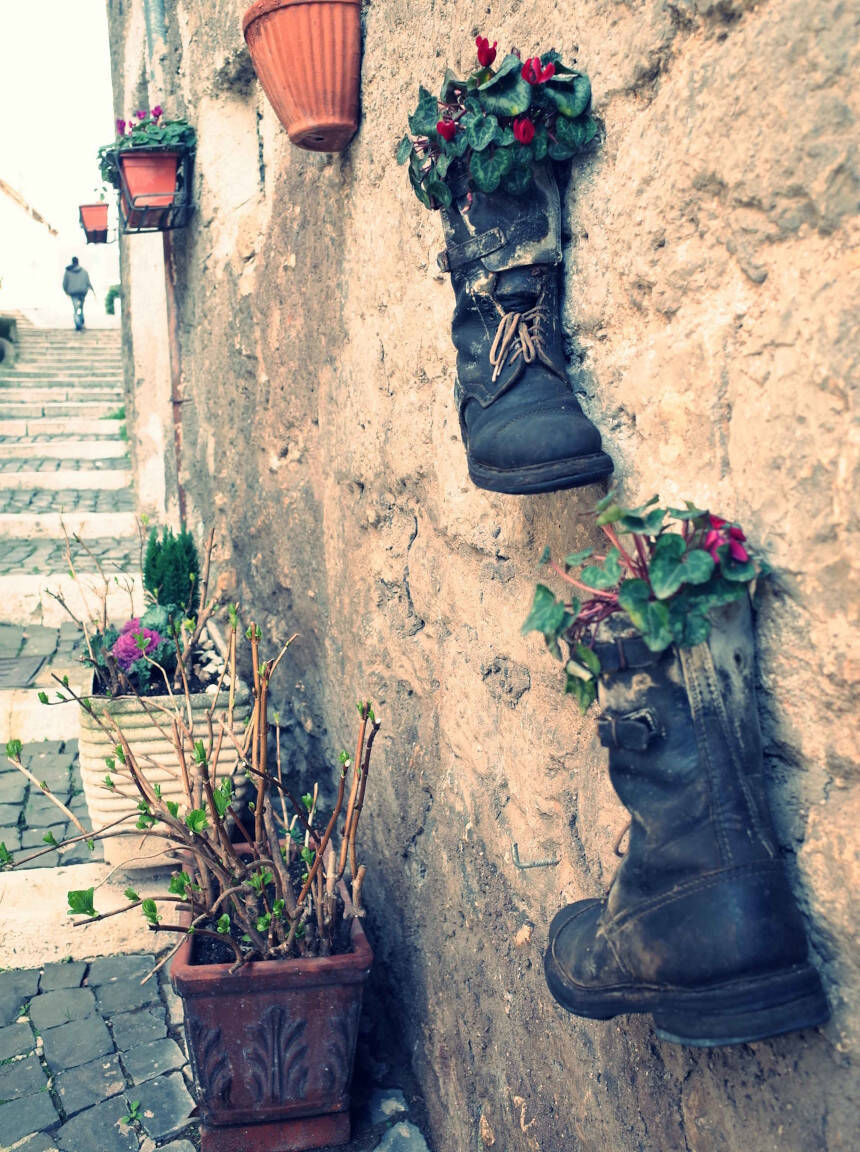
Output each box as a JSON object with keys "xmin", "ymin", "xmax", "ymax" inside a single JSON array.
[{"xmin": 106, "ymin": 1, "xmax": 859, "ymax": 1148}]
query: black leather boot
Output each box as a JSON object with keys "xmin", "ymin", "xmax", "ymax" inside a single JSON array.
[
  {"xmin": 438, "ymin": 166, "xmax": 613, "ymax": 494},
  {"xmin": 545, "ymin": 596, "xmax": 829, "ymax": 1046}
]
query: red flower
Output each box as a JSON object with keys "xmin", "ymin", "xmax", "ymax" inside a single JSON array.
[
  {"xmin": 703, "ymin": 516, "xmax": 750, "ymax": 564},
  {"xmin": 522, "ymin": 57, "xmax": 556, "ymax": 85},
  {"xmin": 702, "ymin": 530, "xmax": 722, "ymax": 563},
  {"xmin": 513, "ymin": 116, "xmax": 535, "ymax": 144},
  {"xmin": 135, "ymin": 109, "xmax": 147, "ymax": 120},
  {"xmin": 476, "ymin": 36, "xmax": 497, "ymax": 68},
  {"xmin": 729, "ymin": 538, "xmax": 749, "ymax": 563},
  {"xmin": 436, "ymin": 119, "xmax": 456, "ymax": 142},
  {"xmin": 151, "ymin": 105, "xmax": 163, "ymax": 119},
  {"xmin": 708, "ymin": 514, "xmax": 727, "ymax": 530},
  {"xmin": 115, "ymin": 118, "xmax": 126, "ymax": 134}
]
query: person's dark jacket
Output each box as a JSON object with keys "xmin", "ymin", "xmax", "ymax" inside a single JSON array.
[{"xmin": 62, "ymin": 264, "xmax": 92, "ymax": 297}]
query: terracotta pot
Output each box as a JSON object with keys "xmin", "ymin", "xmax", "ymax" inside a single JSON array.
[
  {"xmin": 171, "ymin": 910, "xmax": 372, "ymax": 1152},
  {"xmin": 78, "ymin": 681, "xmax": 251, "ymax": 868},
  {"xmin": 119, "ymin": 190, "xmax": 167, "ymax": 231},
  {"xmin": 243, "ymin": 0, "xmax": 361, "ymax": 152},
  {"xmin": 79, "ymin": 203, "xmax": 108, "ymax": 244},
  {"xmin": 118, "ymin": 149, "xmax": 180, "ymax": 206}
]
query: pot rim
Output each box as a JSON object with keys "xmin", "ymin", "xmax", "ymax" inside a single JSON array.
[{"xmin": 243, "ymin": 0, "xmax": 360, "ymax": 37}]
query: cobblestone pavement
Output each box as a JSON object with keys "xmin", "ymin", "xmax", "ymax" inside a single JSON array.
[
  {"xmin": 0, "ymin": 458, "xmax": 128, "ymax": 473},
  {"xmin": 0, "ymin": 538, "xmax": 141, "ymax": 576},
  {"xmin": 0, "ymin": 489, "xmax": 136, "ymax": 513}
]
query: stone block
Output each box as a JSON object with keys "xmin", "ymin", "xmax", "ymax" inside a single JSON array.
[
  {"xmin": 95, "ymin": 973, "xmax": 160, "ymax": 1016},
  {"xmin": 0, "ymin": 1090, "xmax": 59, "ymax": 1145},
  {"xmin": 122, "ymin": 1036, "xmax": 186, "ymax": 1084},
  {"xmin": 0, "ymin": 1051, "xmax": 47, "ymax": 1101},
  {"xmin": 0, "ymin": 968, "xmax": 39, "ymax": 1026},
  {"xmin": 29, "ymin": 987, "xmax": 96, "ymax": 1031},
  {"xmin": 55, "ymin": 1095, "xmax": 138, "ymax": 1152},
  {"xmin": 135, "ymin": 1071, "xmax": 196, "ymax": 1141},
  {"xmin": 87, "ymin": 953, "xmax": 154, "ymax": 987},
  {"xmin": 10, "ymin": 1133, "xmax": 61, "ymax": 1152},
  {"xmin": 0, "ymin": 1019, "xmax": 34, "ymax": 1060},
  {"xmin": 109, "ymin": 1005, "xmax": 168, "ymax": 1051},
  {"xmin": 0, "ymin": 771, "xmax": 26, "ymax": 804},
  {"xmin": 54, "ymin": 1052, "xmax": 125, "ymax": 1118},
  {"xmin": 40, "ymin": 961, "xmax": 87, "ymax": 992},
  {"xmin": 41, "ymin": 1014, "xmax": 113, "ymax": 1071}
]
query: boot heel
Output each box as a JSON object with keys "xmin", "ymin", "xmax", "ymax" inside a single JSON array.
[{"xmin": 653, "ymin": 966, "xmax": 830, "ymax": 1047}]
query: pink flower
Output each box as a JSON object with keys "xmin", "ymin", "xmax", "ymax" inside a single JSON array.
[
  {"xmin": 476, "ymin": 36, "xmax": 497, "ymax": 68},
  {"xmin": 513, "ymin": 116, "xmax": 535, "ymax": 144},
  {"xmin": 703, "ymin": 516, "xmax": 750, "ymax": 565},
  {"xmin": 708, "ymin": 514, "xmax": 727, "ymax": 530},
  {"xmin": 522, "ymin": 57, "xmax": 555, "ymax": 85},
  {"xmin": 151, "ymin": 105, "xmax": 163, "ymax": 119},
  {"xmin": 436, "ymin": 119, "xmax": 457, "ymax": 142},
  {"xmin": 111, "ymin": 619, "xmax": 164, "ymax": 671},
  {"xmin": 702, "ymin": 530, "xmax": 722, "ymax": 563},
  {"xmin": 115, "ymin": 118, "xmax": 126, "ymax": 134},
  {"xmin": 729, "ymin": 538, "xmax": 749, "ymax": 563},
  {"xmin": 135, "ymin": 109, "xmax": 146, "ymax": 120}
]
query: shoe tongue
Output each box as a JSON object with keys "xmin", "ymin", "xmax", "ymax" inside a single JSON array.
[{"xmin": 495, "ymin": 267, "xmax": 539, "ymax": 311}]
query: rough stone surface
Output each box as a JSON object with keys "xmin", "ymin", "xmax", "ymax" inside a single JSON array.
[
  {"xmin": 41, "ymin": 1015, "xmax": 113, "ymax": 1071},
  {"xmin": 134, "ymin": 1071, "xmax": 196, "ymax": 1141},
  {"xmin": 54, "ymin": 1052, "xmax": 126, "ymax": 1118},
  {"xmin": 107, "ymin": 2, "xmax": 860, "ymax": 1150},
  {"xmin": 369, "ymin": 1088, "xmax": 409, "ymax": 1125},
  {"xmin": 0, "ymin": 1090, "xmax": 59, "ymax": 1146},
  {"xmin": 54, "ymin": 1095, "xmax": 138, "ymax": 1152},
  {"xmin": 122, "ymin": 1037, "xmax": 186, "ymax": 1084},
  {"xmin": 39, "ymin": 962, "xmax": 87, "ymax": 993},
  {"xmin": 109, "ymin": 1005, "xmax": 168, "ymax": 1052},
  {"xmin": 375, "ymin": 1122, "xmax": 431, "ymax": 1152},
  {"xmin": 0, "ymin": 1019, "xmax": 34, "ymax": 1060},
  {"xmin": 94, "ymin": 976, "xmax": 160, "ymax": 1016},
  {"xmin": 0, "ymin": 1051, "xmax": 46, "ymax": 1101},
  {"xmin": 0, "ymin": 969, "xmax": 39, "ymax": 1027},
  {"xmin": 28, "ymin": 987, "xmax": 96, "ymax": 1031}
]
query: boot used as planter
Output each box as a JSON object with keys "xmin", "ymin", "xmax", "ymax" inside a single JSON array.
[
  {"xmin": 527, "ymin": 498, "xmax": 830, "ymax": 1045},
  {"xmin": 400, "ymin": 40, "xmax": 613, "ymax": 494},
  {"xmin": 243, "ymin": 0, "xmax": 362, "ymax": 153},
  {"xmin": 171, "ymin": 900, "xmax": 372, "ymax": 1152}
]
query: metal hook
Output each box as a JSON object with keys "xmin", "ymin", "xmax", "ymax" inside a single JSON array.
[{"xmin": 511, "ymin": 842, "xmax": 560, "ymax": 870}]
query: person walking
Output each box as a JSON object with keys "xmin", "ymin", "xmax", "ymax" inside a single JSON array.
[{"xmin": 62, "ymin": 257, "xmax": 94, "ymax": 330}]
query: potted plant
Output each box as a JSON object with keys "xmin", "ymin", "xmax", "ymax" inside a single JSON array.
[
  {"xmin": 79, "ymin": 198, "xmax": 108, "ymax": 243},
  {"xmin": 243, "ymin": 0, "xmax": 362, "ymax": 152},
  {"xmin": 4, "ymin": 625, "xmax": 378, "ymax": 1151},
  {"xmin": 396, "ymin": 38, "xmax": 612, "ymax": 495},
  {"xmin": 46, "ymin": 525, "xmax": 250, "ymax": 868},
  {"xmin": 522, "ymin": 494, "xmax": 829, "ymax": 1046},
  {"xmin": 99, "ymin": 106, "xmax": 196, "ymax": 229}
]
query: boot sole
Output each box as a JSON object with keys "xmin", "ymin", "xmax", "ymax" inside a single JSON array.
[
  {"xmin": 468, "ymin": 451, "xmax": 613, "ymax": 495},
  {"xmin": 544, "ymin": 950, "xmax": 830, "ymax": 1047}
]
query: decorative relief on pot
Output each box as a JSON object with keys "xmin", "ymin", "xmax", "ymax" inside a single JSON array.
[
  {"xmin": 187, "ymin": 1018, "xmax": 233, "ymax": 1108},
  {"xmin": 246, "ymin": 1005, "xmax": 309, "ymax": 1105},
  {"xmin": 320, "ymin": 999, "xmax": 360, "ymax": 1095}
]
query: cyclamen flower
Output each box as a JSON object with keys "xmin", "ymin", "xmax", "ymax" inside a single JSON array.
[
  {"xmin": 521, "ymin": 57, "xmax": 555, "ymax": 84},
  {"xmin": 115, "ymin": 118, "xmax": 126, "ymax": 134},
  {"xmin": 703, "ymin": 515, "xmax": 749, "ymax": 564},
  {"xmin": 436, "ymin": 119, "xmax": 457, "ymax": 142},
  {"xmin": 476, "ymin": 36, "xmax": 497, "ymax": 67},
  {"xmin": 135, "ymin": 109, "xmax": 147, "ymax": 120},
  {"xmin": 111, "ymin": 619, "xmax": 164, "ymax": 672},
  {"xmin": 513, "ymin": 116, "xmax": 535, "ymax": 144},
  {"xmin": 151, "ymin": 105, "xmax": 163, "ymax": 119}
]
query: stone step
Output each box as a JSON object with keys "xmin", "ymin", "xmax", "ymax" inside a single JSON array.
[
  {"xmin": 0, "ymin": 571, "xmax": 143, "ymax": 627},
  {"xmin": 0, "ymin": 417, "xmax": 125, "ymax": 437},
  {"xmin": 0, "ymin": 511, "xmax": 138, "ymax": 540},
  {"xmin": 0, "ymin": 470, "xmax": 132, "ymax": 491},
  {"xmin": 0, "ymin": 536, "xmax": 142, "ymax": 577},
  {"xmin": 0, "ymin": 372, "xmax": 123, "ymax": 383},
  {"xmin": 0, "ymin": 382, "xmax": 122, "ymax": 397},
  {"xmin": 0, "ymin": 402, "xmax": 122, "ymax": 420},
  {"xmin": 0, "ymin": 439, "xmax": 128, "ymax": 460}
]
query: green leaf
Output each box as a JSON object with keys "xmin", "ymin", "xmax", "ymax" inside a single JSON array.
[
  {"xmin": 668, "ymin": 503, "xmax": 707, "ymax": 521},
  {"xmin": 37, "ymin": 691, "xmax": 49, "ymax": 705},
  {"xmin": 555, "ymin": 112, "xmax": 598, "ymax": 152},
  {"xmin": 424, "ymin": 177, "xmax": 452, "ymax": 209},
  {"xmin": 408, "ymin": 86, "xmax": 439, "ymax": 136},
  {"xmin": 434, "ymin": 153, "xmax": 451, "ymax": 180},
  {"xmin": 141, "ymin": 898, "xmax": 160, "ymax": 925},
  {"xmin": 564, "ymin": 671, "xmax": 597, "ymax": 713},
  {"xmin": 547, "ymin": 139, "xmax": 575, "ymax": 162},
  {"xmin": 575, "ymin": 642, "xmax": 602, "ymax": 677},
  {"xmin": 0, "ymin": 842, "xmax": 13, "ymax": 865},
  {"xmin": 595, "ymin": 503, "xmax": 625, "ymax": 525},
  {"xmin": 216, "ymin": 913, "xmax": 231, "ymax": 934},
  {"xmin": 720, "ymin": 552, "xmax": 758, "ymax": 582},
  {"xmin": 193, "ymin": 740, "xmax": 207, "ymax": 765},
  {"xmin": 543, "ymin": 73, "xmax": 592, "ymax": 119},
  {"xmin": 617, "ymin": 580, "xmax": 673, "ymax": 651},
  {"xmin": 650, "ymin": 535, "xmax": 716, "ymax": 599},
  {"xmin": 538, "ymin": 545, "xmax": 552, "ymax": 566},
  {"xmin": 185, "ymin": 809, "xmax": 208, "ymax": 835},
  {"xmin": 124, "ymin": 887, "xmax": 139, "ymax": 902},
  {"xmin": 5, "ymin": 739, "xmax": 22, "ymax": 759},
  {"xmin": 521, "ymin": 585, "xmax": 574, "ymax": 659},
  {"xmin": 668, "ymin": 603, "xmax": 711, "ymax": 647},
  {"xmin": 476, "ymin": 54, "xmax": 532, "ymax": 116},
  {"xmin": 466, "ymin": 114, "xmax": 498, "ymax": 152},
  {"xmin": 68, "ymin": 888, "xmax": 97, "ymax": 918},
  {"xmin": 470, "ymin": 145, "xmax": 514, "ymax": 193},
  {"xmin": 396, "ymin": 135, "xmax": 413, "ymax": 165},
  {"xmin": 43, "ymin": 831, "xmax": 57, "ymax": 847},
  {"xmin": 168, "ymin": 871, "xmax": 191, "ymax": 896},
  {"xmin": 302, "ymin": 792, "xmax": 314, "ymax": 811},
  {"xmin": 495, "ymin": 124, "xmax": 515, "ymax": 147},
  {"xmin": 501, "ymin": 162, "xmax": 533, "ymax": 197},
  {"xmin": 447, "ymin": 130, "xmax": 470, "ymax": 158},
  {"xmin": 565, "ymin": 548, "xmax": 594, "ymax": 567},
  {"xmin": 580, "ymin": 548, "xmax": 622, "ymax": 589},
  {"xmin": 166, "ymin": 799, "xmax": 179, "ymax": 818}
]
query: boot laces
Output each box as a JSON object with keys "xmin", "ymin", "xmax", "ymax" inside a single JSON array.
[{"xmin": 488, "ymin": 296, "xmax": 548, "ymax": 383}]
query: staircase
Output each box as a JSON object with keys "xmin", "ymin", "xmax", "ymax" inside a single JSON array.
[{"xmin": 0, "ymin": 326, "xmax": 143, "ymax": 739}]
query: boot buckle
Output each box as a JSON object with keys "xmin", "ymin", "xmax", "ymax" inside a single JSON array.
[
  {"xmin": 437, "ymin": 227, "xmax": 507, "ymax": 273},
  {"xmin": 597, "ymin": 708, "xmax": 662, "ymax": 751}
]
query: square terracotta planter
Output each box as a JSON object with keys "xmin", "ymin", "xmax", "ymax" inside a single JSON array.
[
  {"xmin": 170, "ymin": 912, "xmax": 373, "ymax": 1151},
  {"xmin": 79, "ymin": 203, "xmax": 108, "ymax": 244}
]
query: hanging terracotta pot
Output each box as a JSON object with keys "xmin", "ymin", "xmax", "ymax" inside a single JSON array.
[
  {"xmin": 78, "ymin": 203, "xmax": 108, "ymax": 244},
  {"xmin": 243, "ymin": 0, "xmax": 361, "ymax": 152},
  {"xmin": 118, "ymin": 149, "xmax": 180, "ymax": 206}
]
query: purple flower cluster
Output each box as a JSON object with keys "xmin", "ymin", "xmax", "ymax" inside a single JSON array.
[{"xmin": 111, "ymin": 618, "xmax": 164, "ymax": 671}]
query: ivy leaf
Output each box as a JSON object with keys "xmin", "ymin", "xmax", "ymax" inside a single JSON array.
[
  {"xmin": 617, "ymin": 580, "xmax": 673, "ymax": 651},
  {"xmin": 542, "ymin": 73, "xmax": 592, "ymax": 119},
  {"xmin": 466, "ymin": 114, "xmax": 498, "ymax": 152},
  {"xmin": 185, "ymin": 809, "xmax": 208, "ymax": 835},
  {"xmin": 470, "ymin": 145, "xmax": 514, "ymax": 193},
  {"xmin": 564, "ymin": 548, "xmax": 594, "ymax": 567},
  {"xmin": 650, "ymin": 536, "xmax": 716, "ymax": 599},
  {"xmin": 408, "ymin": 86, "xmax": 439, "ymax": 136},
  {"xmin": 396, "ymin": 135, "xmax": 413, "ymax": 165},
  {"xmin": 580, "ymin": 548, "xmax": 622, "ymax": 589},
  {"xmin": 476, "ymin": 54, "xmax": 532, "ymax": 116},
  {"xmin": 521, "ymin": 584, "xmax": 574, "ymax": 660},
  {"xmin": 565, "ymin": 670, "xmax": 597, "ymax": 713},
  {"xmin": 68, "ymin": 888, "xmax": 97, "ymax": 918},
  {"xmin": 168, "ymin": 871, "xmax": 191, "ymax": 896},
  {"xmin": 574, "ymin": 642, "xmax": 601, "ymax": 676}
]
